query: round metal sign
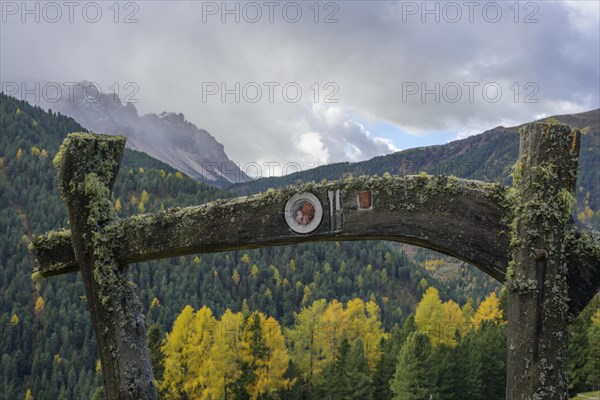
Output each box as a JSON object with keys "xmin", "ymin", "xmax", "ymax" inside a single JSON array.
[{"xmin": 284, "ymin": 193, "xmax": 323, "ymax": 234}]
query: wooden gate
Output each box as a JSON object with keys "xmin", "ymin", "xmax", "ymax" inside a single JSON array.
[{"xmin": 32, "ymin": 122, "xmax": 600, "ymax": 399}]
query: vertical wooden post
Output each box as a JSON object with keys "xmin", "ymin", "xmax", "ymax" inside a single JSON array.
[
  {"xmin": 506, "ymin": 123, "xmax": 580, "ymax": 399},
  {"xmin": 54, "ymin": 133, "xmax": 157, "ymax": 399}
]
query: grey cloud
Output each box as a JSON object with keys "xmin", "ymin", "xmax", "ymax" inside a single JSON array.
[{"xmin": 1, "ymin": 0, "xmax": 598, "ymax": 170}]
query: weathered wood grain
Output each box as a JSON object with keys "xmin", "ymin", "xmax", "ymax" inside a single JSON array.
[
  {"xmin": 506, "ymin": 123, "xmax": 580, "ymax": 399},
  {"xmin": 52, "ymin": 133, "xmax": 157, "ymax": 400}
]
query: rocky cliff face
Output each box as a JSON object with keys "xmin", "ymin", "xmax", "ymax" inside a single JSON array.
[{"xmin": 44, "ymin": 82, "xmax": 249, "ymax": 187}]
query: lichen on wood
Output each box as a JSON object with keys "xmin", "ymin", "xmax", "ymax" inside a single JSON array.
[
  {"xmin": 50, "ymin": 133, "xmax": 157, "ymax": 400},
  {"xmin": 32, "ymin": 168, "xmax": 599, "ymax": 317},
  {"xmin": 506, "ymin": 122, "xmax": 582, "ymax": 400}
]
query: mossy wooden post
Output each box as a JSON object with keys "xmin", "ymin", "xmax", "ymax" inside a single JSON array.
[
  {"xmin": 506, "ymin": 123, "xmax": 580, "ymax": 399},
  {"xmin": 53, "ymin": 133, "xmax": 157, "ymax": 400}
]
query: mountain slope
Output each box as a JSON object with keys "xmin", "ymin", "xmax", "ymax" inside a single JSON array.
[{"xmin": 38, "ymin": 82, "xmax": 249, "ymax": 187}]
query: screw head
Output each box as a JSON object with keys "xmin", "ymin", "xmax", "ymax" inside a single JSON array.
[{"xmin": 535, "ymin": 249, "xmax": 548, "ymax": 261}]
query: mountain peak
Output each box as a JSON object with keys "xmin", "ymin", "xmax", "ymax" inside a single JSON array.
[
  {"xmin": 39, "ymin": 81, "xmax": 249, "ymax": 187},
  {"xmin": 158, "ymin": 111, "xmax": 185, "ymax": 123}
]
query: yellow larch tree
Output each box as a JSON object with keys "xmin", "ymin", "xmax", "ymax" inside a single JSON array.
[
  {"xmin": 285, "ymin": 299, "xmax": 328, "ymax": 385},
  {"xmin": 414, "ymin": 287, "xmax": 446, "ymax": 346},
  {"xmin": 301, "ymin": 284, "xmax": 313, "ymax": 306},
  {"xmin": 183, "ymin": 307, "xmax": 218, "ymax": 399},
  {"xmin": 415, "ymin": 288, "xmax": 468, "ymax": 347},
  {"xmin": 114, "ymin": 198, "xmax": 122, "ymax": 213},
  {"xmin": 150, "ymin": 297, "xmax": 160, "ymax": 310},
  {"xmin": 138, "ymin": 190, "xmax": 149, "ymax": 213},
  {"xmin": 320, "ymin": 299, "xmax": 347, "ymax": 360},
  {"xmin": 241, "ymin": 313, "xmax": 290, "ymax": 400},
  {"xmin": 259, "ymin": 316, "xmax": 291, "ymax": 395},
  {"xmin": 462, "ymin": 297, "xmax": 475, "ymax": 327},
  {"xmin": 204, "ymin": 309, "xmax": 245, "ymax": 400},
  {"xmin": 471, "ymin": 292, "xmax": 503, "ymax": 330},
  {"xmin": 232, "ymin": 269, "xmax": 241, "ymax": 286},
  {"xmin": 34, "ymin": 296, "xmax": 45, "ymax": 315},
  {"xmin": 286, "ymin": 297, "xmax": 387, "ymax": 387},
  {"xmin": 345, "ymin": 298, "xmax": 387, "ymax": 370},
  {"xmin": 442, "ymin": 300, "xmax": 467, "ymax": 346},
  {"xmin": 141, "ymin": 190, "xmax": 149, "ymax": 205},
  {"xmin": 592, "ymin": 308, "xmax": 600, "ymax": 327},
  {"xmin": 160, "ymin": 305, "xmax": 198, "ymax": 399}
]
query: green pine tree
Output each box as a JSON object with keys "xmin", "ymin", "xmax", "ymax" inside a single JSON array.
[
  {"xmin": 585, "ymin": 318, "xmax": 600, "ymax": 390},
  {"xmin": 318, "ymin": 338, "xmax": 351, "ymax": 400},
  {"xmin": 147, "ymin": 323, "xmax": 165, "ymax": 382},
  {"xmin": 400, "ymin": 314, "xmax": 417, "ymax": 344},
  {"xmin": 461, "ymin": 333, "xmax": 483, "ymax": 400},
  {"xmin": 430, "ymin": 343, "xmax": 458, "ymax": 400},
  {"xmin": 279, "ymin": 360, "xmax": 305, "ymax": 400},
  {"xmin": 569, "ymin": 309, "xmax": 593, "ymax": 393},
  {"xmin": 478, "ymin": 321, "xmax": 506, "ymax": 399},
  {"xmin": 345, "ymin": 338, "xmax": 373, "ymax": 400},
  {"xmin": 372, "ymin": 324, "xmax": 403, "ymax": 400},
  {"xmin": 390, "ymin": 332, "xmax": 432, "ymax": 400}
]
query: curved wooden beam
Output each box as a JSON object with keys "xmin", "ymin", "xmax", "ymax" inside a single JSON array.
[
  {"xmin": 33, "ymin": 174, "xmax": 599, "ymax": 317},
  {"xmin": 112, "ymin": 175, "xmax": 511, "ymax": 279}
]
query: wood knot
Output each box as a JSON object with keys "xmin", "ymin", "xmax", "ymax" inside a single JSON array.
[{"xmin": 535, "ymin": 249, "xmax": 548, "ymax": 261}]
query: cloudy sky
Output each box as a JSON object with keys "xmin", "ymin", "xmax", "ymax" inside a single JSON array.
[{"xmin": 2, "ymin": 0, "xmax": 599, "ymax": 173}]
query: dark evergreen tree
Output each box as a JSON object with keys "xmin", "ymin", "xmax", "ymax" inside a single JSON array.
[
  {"xmin": 345, "ymin": 338, "xmax": 373, "ymax": 400},
  {"xmin": 585, "ymin": 320, "xmax": 600, "ymax": 391},
  {"xmin": 569, "ymin": 308, "xmax": 593, "ymax": 394},
  {"xmin": 390, "ymin": 332, "xmax": 433, "ymax": 400},
  {"xmin": 318, "ymin": 338, "xmax": 351, "ymax": 400},
  {"xmin": 147, "ymin": 323, "xmax": 165, "ymax": 382},
  {"xmin": 478, "ymin": 322, "xmax": 506, "ymax": 399},
  {"xmin": 372, "ymin": 324, "xmax": 402, "ymax": 400},
  {"xmin": 430, "ymin": 344, "xmax": 458, "ymax": 400},
  {"xmin": 400, "ymin": 314, "xmax": 417, "ymax": 344},
  {"xmin": 280, "ymin": 360, "xmax": 305, "ymax": 400},
  {"xmin": 460, "ymin": 333, "xmax": 484, "ymax": 400}
]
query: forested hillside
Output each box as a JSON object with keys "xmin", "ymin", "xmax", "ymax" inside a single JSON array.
[{"xmin": 1, "ymin": 93, "xmax": 598, "ymax": 399}]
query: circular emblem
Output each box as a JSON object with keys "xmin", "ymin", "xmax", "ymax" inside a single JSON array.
[{"xmin": 284, "ymin": 193, "xmax": 323, "ymax": 234}]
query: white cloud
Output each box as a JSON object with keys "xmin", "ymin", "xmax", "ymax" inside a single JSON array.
[
  {"xmin": 308, "ymin": 104, "xmax": 399, "ymax": 162},
  {"xmin": 295, "ymin": 131, "xmax": 329, "ymax": 165},
  {"xmin": 320, "ymin": 106, "xmax": 344, "ymax": 127}
]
